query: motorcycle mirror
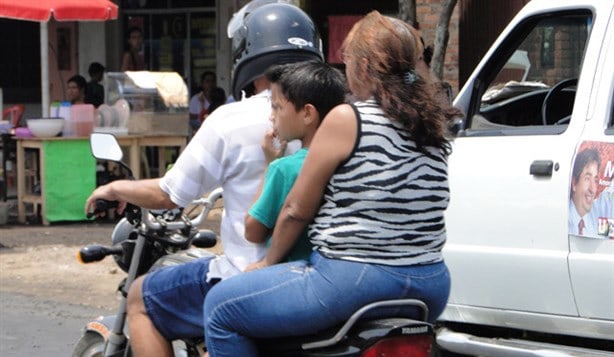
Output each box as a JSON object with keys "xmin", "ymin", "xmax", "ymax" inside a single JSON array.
[{"xmin": 90, "ymin": 133, "xmax": 123, "ymax": 162}]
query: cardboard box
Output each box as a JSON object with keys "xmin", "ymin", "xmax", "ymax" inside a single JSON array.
[{"xmin": 128, "ymin": 112, "xmax": 189, "ymax": 136}]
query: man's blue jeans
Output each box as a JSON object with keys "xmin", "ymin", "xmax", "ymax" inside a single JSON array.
[{"xmin": 203, "ymin": 251, "xmax": 450, "ymax": 357}]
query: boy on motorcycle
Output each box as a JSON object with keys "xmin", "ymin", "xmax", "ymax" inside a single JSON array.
[
  {"xmin": 84, "ymin": 3, "xmax": 323, "ymax": 356},
  {"xmin": 244, "ymin": 61, "xmax": 347, "ymax": 265}
]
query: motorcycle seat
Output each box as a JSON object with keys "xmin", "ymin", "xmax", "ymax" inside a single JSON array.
[{"xmin": 257, "ymin": 317, "xmax": 432, "ymax": 356}]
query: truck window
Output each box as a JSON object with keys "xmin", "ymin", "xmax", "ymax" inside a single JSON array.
[{"xmin": 467, "ymin": 12, "xmax": 592, "ymax": 135}]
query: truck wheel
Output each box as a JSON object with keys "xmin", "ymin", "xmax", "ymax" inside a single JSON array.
[{"xmin": 72, "ymin": 332, "xmax": 106, "ymax": 357}]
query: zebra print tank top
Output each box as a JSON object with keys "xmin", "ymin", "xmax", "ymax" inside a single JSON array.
[{"xmin": 308, "ymin": 100, "xmax": 449, "ymax": 266}]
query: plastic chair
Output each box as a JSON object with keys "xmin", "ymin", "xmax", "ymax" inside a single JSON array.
[{"xmin": 2, "ymin": 104, "xmax": 26, "ymax": 127}]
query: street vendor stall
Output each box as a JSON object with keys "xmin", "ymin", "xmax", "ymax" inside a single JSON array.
[
  {"xmin": 99, "ymin": 71, "xmax": 190, "ymax": 136},
  {"xmin": 16, "ymin": 135, "xmax": 186, "ymax": 225},
  {"xmin": 16, "ymin": 70, "xmax": 190, "ymax": 225},
  {"xmin": 0, "ymin": 0, "xmax": 119, "ymax": 118}
]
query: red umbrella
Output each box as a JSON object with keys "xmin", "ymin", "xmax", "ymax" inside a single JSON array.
[
  {"xmin": 0, "ymin": 0, "xmax": 119, "ymax": 116},
  {"xmin": 0, "ymin": 0, "xmax": 118, "ymax": 22}
]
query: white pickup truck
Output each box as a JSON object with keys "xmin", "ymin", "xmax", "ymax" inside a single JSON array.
[{"xmin": 436, "ymin": 0, "xmax": 614, "ymax": 356}]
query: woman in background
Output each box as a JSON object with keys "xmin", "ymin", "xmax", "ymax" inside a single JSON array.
[{"xmin": 121, "ymin": 27, "xmax": 145, "ymax": 72}]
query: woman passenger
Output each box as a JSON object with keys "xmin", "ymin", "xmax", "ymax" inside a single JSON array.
[{"xmin": 203, "ymin": 11, "xmax": 463, "ymax": 356}]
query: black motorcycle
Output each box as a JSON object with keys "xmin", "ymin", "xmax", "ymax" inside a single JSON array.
[{"xmin": 72, "ymin": 132, "xmax": 434, "ymax": 357}]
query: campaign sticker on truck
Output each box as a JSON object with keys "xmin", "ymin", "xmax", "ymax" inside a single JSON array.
[{"xmin": 569, "ymin": 141, "xmax": 614, "ymax": 239}]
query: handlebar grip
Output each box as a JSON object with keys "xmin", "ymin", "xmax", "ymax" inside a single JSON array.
[
  {"xmin": 87, "ymin": 199, "xmax": 119, "ymax": 218},
  {"xmin": 77, "ymin": 245, "xmax": 123, "ymax": 263}
]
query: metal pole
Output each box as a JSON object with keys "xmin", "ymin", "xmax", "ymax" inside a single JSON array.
[{"xmin": 41, "ymin": 22, "xmax": 50, "ymax": 117}]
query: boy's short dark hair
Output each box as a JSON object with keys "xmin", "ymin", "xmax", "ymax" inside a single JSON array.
[
  {"xmin": 201, "ymin": 71, "xmax": 216, "ymax": 82},
  {"xmin": 265, "ymin": 60, "xmax": 347, "ymax": 120},
  {"xmin": 88, "ymin": 62, "xmax": 105, "ymax": 76},
  {"xmin": 68, "ymin": 74, "xmax": 87, "ymax": 90}
]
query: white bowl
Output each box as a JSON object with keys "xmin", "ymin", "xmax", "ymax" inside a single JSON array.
[
  {"xmin": 27, "ymin": 118, "xmax": 64, "ymax": 137},
  {"xmin": 96, "ymin": 104, "xmax": 117, "ymax": 127},
  {"xmin": 113, "ymin": 98, "xmax": 130, "ymax": 127}
]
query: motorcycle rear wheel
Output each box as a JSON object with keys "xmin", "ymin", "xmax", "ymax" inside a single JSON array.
[{"xmin": 72, "ymin": 332, "xmax": 106, "ymax": 357}]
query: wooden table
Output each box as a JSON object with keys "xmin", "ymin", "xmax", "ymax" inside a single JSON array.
[
  {"xmin": 112, "ymin": 135, "xmax": 186, "ymax": 179},
  {"xmin": 16, "ymin": 135, "xmax": 187, "ymax": 225}
]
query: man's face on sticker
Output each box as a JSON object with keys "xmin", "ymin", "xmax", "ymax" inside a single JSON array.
[{"xmin": 572, "ymin": 160, "xmax": 599, "ymax": 216}]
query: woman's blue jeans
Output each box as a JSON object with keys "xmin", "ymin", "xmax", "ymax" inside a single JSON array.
[{"xmin": 203, "ymin": 251, "xmax": 450, "ymax": 357}]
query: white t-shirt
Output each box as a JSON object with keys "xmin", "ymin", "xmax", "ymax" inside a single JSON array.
[
  {"xmin": 188, "ymin": 92, "xmax": 210, "ymax": 116},
  {"xmin": 160, "ymin": 90, "xmax": 280, "ymax": 280}
]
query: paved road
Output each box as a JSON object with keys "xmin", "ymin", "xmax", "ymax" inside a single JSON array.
[{"xmin": 0, "ymin": 291, "xmax": 109, "ymax": 356}]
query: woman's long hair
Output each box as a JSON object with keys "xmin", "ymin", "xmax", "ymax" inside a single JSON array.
[{"xmin": 342, "ymin": 11, "xmax": 462, "ymax": 153}]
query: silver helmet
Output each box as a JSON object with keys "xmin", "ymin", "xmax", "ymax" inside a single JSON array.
[{"xmin": 228, "ymin": 2, "xmax": 323, "ymax": 99}]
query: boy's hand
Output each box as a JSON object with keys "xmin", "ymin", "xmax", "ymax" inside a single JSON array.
[
  {"xmin": 245, "ymin": 259, "xmax": 270, "ymax": 272},
  {"xmin": 262, "ymin": 129, "xmax": 287, "ymax": 163}
]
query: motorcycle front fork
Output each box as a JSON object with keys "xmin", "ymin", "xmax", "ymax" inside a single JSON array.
[{"xmin": 104, "ymin": 234, "xmax": 147, "ymax": 357}]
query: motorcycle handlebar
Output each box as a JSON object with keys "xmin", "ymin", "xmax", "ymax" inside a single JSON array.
[
  {"xmin": 141, "ymin": 187, "xmax": 223, "ymax": 231},
  {"xmin": 87, "ymin": 199, "xmax": 119, "ymax": 218}
]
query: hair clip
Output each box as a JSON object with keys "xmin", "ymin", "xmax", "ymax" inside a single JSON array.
[{"xmin": 403, "ymin": 70, "xmax": 417, "ymax": 85}]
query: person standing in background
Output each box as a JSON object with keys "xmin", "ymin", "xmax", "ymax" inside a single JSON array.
[
  {"xmin": 190, "ymin": 86, "xmax": 227, "ymax": 136},
  {"xmin": 207, "ymin": 87, "xmax": 227, "ymax": 116},
  {"xmin": 66, "ymin": 75, "xmax": 87, "ymax": 105},
  {"xmin": 121, "ymin": 27, "xmax": 145, "ymax": 72},
  {"xmin": 85, "ymin": 62, "xmax": 106, "ymax": 107},
  {"xmin": 189, "ymin": 71, "xmax": 217, "ymax": 131}
]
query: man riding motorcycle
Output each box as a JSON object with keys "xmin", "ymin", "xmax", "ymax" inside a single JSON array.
[{"xmin": 84, "ymin": 2, "xmax": 323, "ymax": 355}]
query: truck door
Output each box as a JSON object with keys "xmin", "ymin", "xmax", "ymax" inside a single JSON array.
[
  {"xmin": 444, "ymin": 8, "xmax": 599, "ymax": 320},
  {"xmin": 567, "ymin": 12, "xmax": 614, "ymax": 323}
]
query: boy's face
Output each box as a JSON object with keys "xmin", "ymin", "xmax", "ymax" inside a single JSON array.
[
  {"xmin": 201, "ymin": 74, "xmax": 216, "ymax": 94},
  {"xmin": 128, "ymin": 30, "xmax": 143, "ymax": 50},
  {"xmin": 270, "ymin": 83, "xmax": 304, "ymax": 142},
  {"xmin": 91, "ymin": 72, "xmax": 103, "ymax": 82},
  {"xmin": 67, "ymin": 81, "xmax": 83, "ymax": 102}
]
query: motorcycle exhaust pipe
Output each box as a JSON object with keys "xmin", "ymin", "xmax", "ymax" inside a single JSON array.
[{"xmin": 77, "ymin": 245, "xmax": 124, "ymax": 263}]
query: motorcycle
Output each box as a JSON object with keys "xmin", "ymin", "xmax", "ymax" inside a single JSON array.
[{"xmin": 72, "ymin": 132, "xmax": 435, "ymax": 357}]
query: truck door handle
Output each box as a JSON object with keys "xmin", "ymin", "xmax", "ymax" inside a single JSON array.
[{"xmin": 530, "ymin": 160, "xmax": 554, "ymax": 177}]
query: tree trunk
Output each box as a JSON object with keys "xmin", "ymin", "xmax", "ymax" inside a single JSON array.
[
  {"xmin": 431, "ymin": 0, "xmax": 458, "ymax": 80},
  {"xmin": 398, "ymin": 0, "xmax": 417, "ymax": 28}
]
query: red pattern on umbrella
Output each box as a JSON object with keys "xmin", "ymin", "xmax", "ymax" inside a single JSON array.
[{"xmin": 0, "ymin": 0, "xmax": 118, "ymax": 22}]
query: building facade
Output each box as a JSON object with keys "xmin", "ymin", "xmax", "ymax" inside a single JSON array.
[{"xmin": 1, "ymin": 0, "xmax": 529, "ymax": 116}]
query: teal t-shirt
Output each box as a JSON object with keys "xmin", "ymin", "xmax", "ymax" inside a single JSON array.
[{"xmin": 248, "ymin": 148, "xmax": 313, "ymax": 261}]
